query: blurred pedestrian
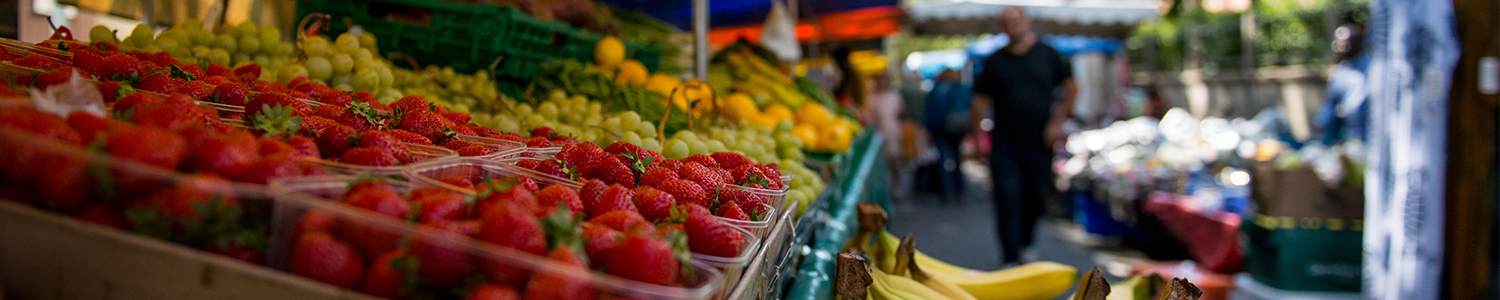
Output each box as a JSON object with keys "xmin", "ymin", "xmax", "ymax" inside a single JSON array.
[
  {"xmin": 924, "ymin": 69, "xmax": 971, "ymax": 202},
  {"xmin": 1314, "ymin": 24, "xmax": 1370, "ymax": 144},
  {"xmin": 971, "ymin": 7, "xmax": 1078, "ymax": 265}
]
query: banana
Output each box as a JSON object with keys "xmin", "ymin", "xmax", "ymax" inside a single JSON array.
[
  {"xmin": 872, "ymin": 266, "xmax": 956, "ymax": 300},
  {"xmin": 878, "ymin": 230, "xmax": 976, "ymax": 275},
  {"xmin": 1106, "ymin": 274, "xmax": 1165, "ymax": 300},
  {"xmin": 935, "ymin": 262, "xmax": 1079, "ymax": 300},
  {"xmin": 892, "ymin": 234, "xmax": 979, "ymax": 300}
]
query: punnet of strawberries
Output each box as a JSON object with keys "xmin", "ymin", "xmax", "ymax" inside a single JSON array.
[
  {"xmin": 284, "ymin": 173, "xmax": 743, "ymax": 298},
  {"xmin": 515, "ymin": 141, "xmax": 782, "ymax": 223}
]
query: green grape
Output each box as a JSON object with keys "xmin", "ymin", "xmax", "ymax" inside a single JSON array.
[
  {"xmin": 499, "ymin": 119, "xmax": 521, "ymax": 134},
  {"xmin": 775, "ymin": 119, "xmax": 795, "ymax": 133},
  {"xmin": 780, "ymin": 147, "xmax": 805, "ymax": 161},
  {"xmin": 707, "ymin": 140, "xmax": 727, "ymax": 153},
  {"xmin": 278, "ymin": 43, "xmax": 297, "ymax": 57},
  {"xmin": 334, "ymin": 33, "xmax": 360, "ymax": 54},
  {"xmin": 125, "ymin": 24, "xmax": 153, "ymax": 48},
  {"xmin": 357, "ymin": 33, "xmax": 377, "ymax": 49},
  {"xmin": 190, "ymin": 29, "xmax": 215, "ymax": 46},
  {"xmin": 557, "ymin": 125, "xmax": 580, "ymax": 138},
  {"xmin": 549, "ymin": 90, "xmax": 568, "ymax": 101},
  {"xmin": 302, "ymin": 36, "xmax": 329, "ymax": 57},
  {"xmin": 524, "ymin": 114, "xmax": 547, "ymax": 126},
  {"xmin": 157, "ymin": 39, "xmax": 181, "ymax": 56},
  {"xmin": 538, "ymin": 102, "xmax": 559, "ymax": 121},
  {"xmin": 676, "ymin": 131, "xmax": 699, "ymax": 143},
  {"xmin": 687, "ymin": 140, "xmax": 708, "ymax": 156},
  {"xmin": 350, "ymin": 68, "xmax": 379, "ymax": 91},
  {"xmin": 232, "ymin": 53, "xmax": 251, "ymax": 64},
  {"xmin": 330, "ymin": 53, "xmax": 354, "ymax": 74},
  {"xmin": 180, "ymin": 18, "xmax": 203, "ymax": 30},
  {"xmin": 89, "ymin": 25, "xmax": 115, "ymax": 43},
  {"xmin": 252, "ymin": 54, "xmax": 270, "ymax": 67},
  {"xmin": 259, "ymin": 26, "xmax": 280, "ymax": 40},
  {"xmin": 278, "ymin": 63, "xmax": 308, "ymax": 82},
  {"xmin": 235, "ymin": 21, "xmax": 257, "ymax": 37},
  {"xmin": 640, "ymin": 138, "xmax": 662, "ymax": 153},
  {"xmin": 639, "ymin": 122, "xmax": 657, "ymax": 139},
  {"xmin": 515, "ymin": 104, "xmax": 534, "ymax": 116},
  {"xmin": 207, "ymin": 49, "xmax": 231, "ymax": 66},
  {"xmin": 214, "ymin": 33, "xmax": 237, "ymax": 53},
  {"xmin": 353, "ymin": 48, "xmax": 373, "ymax": 64},
  {"xmin": 238, "ymin": 35, "xmax": 261, "ymax": 54},
  {"xmin": 621, "ymin": 131, "xmax": 643, "ymax": 146},
  {"xmin": 304, "ymin": 56, "xmax": 333, "ymax": 80},
  {"xmin": 665, "ymin": 139, "xmax": 690, "ymax": 159},
  {"xmin": 376, "ymin": 66, "xmax": 394, "ymax": 89},
  {"xmin": 330, "ymin": 71, "xmax": 352, "ymax": 86},
  {"xmin": 603, "ymin": 116, "xmax": 621, "ymax": 130}
]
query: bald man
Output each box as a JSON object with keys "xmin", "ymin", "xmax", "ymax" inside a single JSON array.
[{"xmin": 970, "ymin": 7, "xmax": 1077, "ymax": 265}]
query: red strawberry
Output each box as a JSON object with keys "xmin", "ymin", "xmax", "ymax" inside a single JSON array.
[
  {"xmin": 589, "ymin": 185, "xmax": 637, "ymax": 219},
  {"xmin": 579, "ymin": 222, "xmax": 621, "ymax": 260},
  {"xmin": 67, "ymin": 111, "xmax": 126, "ymax": 144},
  {"xmin": 286, "ymin": 135, "xmax": 321, "ymax": 158},
  {"xmin": 465, "ymin": 285, "xmax": 519, "ymax": 300},
  {"xmin": 515, "ymin": 176, "xmax": 540, "ymax": 194},
  {"xmin": 317, "ymin": 91, "xmax": 353, "ymax": 106},
  {"xmin": 718, "ymin": 186, "xmax": 769, "ymax": 217},
  {"xmin": 473, "ymin": 178, "xmax": 540, "ymax": 219},
  {"xmin": 135, "ymin": 73, "xmax": 176, "ymax": 94},
  {"xmin": 101, "ymin": 125, "xmax": 187, "ymax": 169},
  {"xmin": 179, "ymin": 80, "xmax": 212, "ymax": 100},
  {"xmin": 340, "ymin": 147, "xmax": 400, "ymax": 166},
  {"xmin": 291, "ymin": 232, "xmax": 365, "ymax": 289},
  {"xmin": 678, "ymin": 162, "xmax": 723, "ymax": 192},
  {"xmin": 340, "ymin": 181, "xmax": 409, "ymax": 258},
  {"xmin": 74, "ymin": 203, "xmax": 128, "ymax": 229},
  {"xmin": 33, "ymin": 68, "xmax": 77, "ymax": 91},
  {"xmin": 95, "ymin": 80, "xmax": 132, "ymax": 102},
  {"xmin": 524, "ymin": 136, "xmax": 550, "ymax": 148},
  {"xmin": 100, "ymin": 54, "xmax": 141, "ymax": 79},
  {"xmin": 298, "ymin": 115, "xmax": 341, "ymax": 137},
  {"xmin": 530, "ymin": 127, "xmax": 555, "ymax": 138},
  {"xmin": 603, "ymin": 141, "xmax": 646, "ymax": 155},
  {"xmin": 592, "ymin": 159, "xmax": 636, "ymax": 188},
  {"xmin": 206, "ymin": 63, "xmax": 232, "ymax": 77},
  {"xmin": 235, "ymin": 154, "xmax": 317, "ymax": 184},
  {"xmin": 203, "ymin": 75, "xmax": 233, "ymax": 85},
  {"xmin": 0, "ymin": 109, "xmax": 83, "ymax": 145},
  {"xmin": 477, "ymin": 202, "xmax": 547, "ymax": 285},
  {"xmin": 390, "ymin": 95, "xmax": 431, "ymax": 114},
  {"xmin": 130, "ymin": 96, "xmax": 211, "ymax": 130},
  {"xmin": 657, "ymin": 158, "xmax": 683, "ymax": 172},
  {"xmin": 536, "ymin": 185, "xmax": 584, "ymax": 217},
  {"xmin": 356, "ymin": 130, "xmax": 410, "ymax": 162},
  {"xmin": 458, "ymin": 144, "xmax": 497, "ymax": 157},
  {"xmin": 640, "ymin": 167, "xmax": 679, "ymax": 188},
  {"xmin": 203, "ymin": 241, "xmax": 264, "ymax": 265},
  {"xmin": 190, "ymin": 131, "xmax": 259, "ymax": 176},
  {"xmin": 438, "ymin": 176, "xmax": 474, "ymax": 190},
  {"xmin": 589, "ymin": 210, "xmax": 652, "ymax": 233},
  {"xmin": 71, "ymin": 50, "xmax": 103, "ymax": 74},
  {"xmin": 493, "ymin": 133, "xmax": 523, "ymax": 142},
  {"xmin": 33, "ymin": 154, "xmax": 93, "ymax": 212},
  {"xmin": 631, "ymin": 187, "xmax": 676, "ymax": 222},
  {"xmin": 715, "ymin": 201, "xmax": 750, "ymax": 221},
  {"xmin": 412, "ymin": 190, "xmax": 465, "ymax": 223},
  {"xmin": 682, "ymin": 154, "xmax": 718, "ymax": 168},
  {"xmin": 396, "ymin": 109, "xmax": 445, "ymax": 141},
  {"xmin": 441, "ymin": 111, "xmax": 472, "ymax": 125},
  {"xmin": 468, "ymin": 124, "xmax": 500, "ymax": 136},
  {"xmin": 711, "ymin": 152, "xmax": 754, "ymax": 170},
  {"xmin": 314, "ymin": 125, "xmax": 357, "ymax": 158},
  {"xmin": 686, "ymin": 211, "xmax": 745, "ymax": 257},
  {"xmin": 523, "ymin": 247, "xmax": 596, "ymax": 300},
  {"xmin": 322, "ymin": 102, "xmax": 383, "ymax": 132},
  {"xmin": 410, "ymin": 219, "xmax": 478, "ymax": 288},
  {"xmin": 384, "ymin": 129, "xmax": 432, "ymax": 145},
  {"xmin": 730, "ymin": 165, "xmax": 773, "ymax": 186},
  {"xmin": 531, "ymin": 159, "xmax": 569, "ymax": 179},
  {"xmin": 442, "ymin": 139, "xmax": 474, "ymax": 151},
  {"xmin": 658, "ymin": 179, "xmax": 709, "ymax": 208},
  {"xmin": 577, "ymin": 179, "xmax": 608, "ymax": 211},
  {"xmin": 359, "ymin": 250, "xmax": 407, "ymax": 298},
  {"xmin": 244, "ymin": 93, "xmax": 310, "ymax": 120},
  {"xmin": 210, "ymin": 82, "xmax": 250, "ymax": 106},
  {"xmin": 233, "ymin": 64, "xmax": 261, "ymax": 79},
  {"xmin": 601, "ymin": 234, "xmax": 682, "ymax": 286},
  {"xmin": 258, "ymin": 135, "xmax": 297, "ymax": 157}
]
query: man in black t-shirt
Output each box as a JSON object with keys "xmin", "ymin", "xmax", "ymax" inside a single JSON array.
[{"xmin": 970, "ymin": 7, "xmax": 1077, "ymax": 265}]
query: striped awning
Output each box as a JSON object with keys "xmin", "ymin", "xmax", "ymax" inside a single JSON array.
[{"xmin": 57, "ymin": 0, "xmax": 298, "ymax": 32}]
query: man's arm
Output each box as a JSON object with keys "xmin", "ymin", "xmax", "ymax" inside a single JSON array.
[
  {"xmin": 1044, "ymin": 78, "xmax": 1078, "ymax": 148},
  {"xmin": 970, "ymin": 93, "xmax": 991, "ymax": 140}
]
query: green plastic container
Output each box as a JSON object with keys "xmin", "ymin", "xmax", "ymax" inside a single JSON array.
[{"xmin": 1242, "ymin": 216, "xmax": 1362, "ymax": 292}]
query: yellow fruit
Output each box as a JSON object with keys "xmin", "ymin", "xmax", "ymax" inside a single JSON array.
[
  {"xmin": 792, "ymin": 125, "xmax": 821, "ymax": 150},
  {"xmin": 796, "ymin": 103, "xmax": 836, "ymax": 127},
  {"xmin": 616, "ymin": 60, "xmax": 648, "ymax": 85},
  {"xmin": 763, "ymin": 103, "xmax": 794, "ymax": 122},
  {"xmin": 646, "ymin": 73, "xmax": 681, "ymax": 96},
  {"xmin": 594, "ymin": 36, "xmax": 625, "ymax": 68},
  {"xmin": 749, "ymin": 115, "xmax": 780, "ymax": 128},
  {"xmin": 723, "ymin": 93, "xmax": 760, "ymax": 120},
  {"xmin": 821, "ymin": 122, "xmax": 853, "ymax": 151}
]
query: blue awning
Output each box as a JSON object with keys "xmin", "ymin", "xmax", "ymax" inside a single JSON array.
[
  {"xmin": 965, "ymin": 34, "xmax": 1120, "ymax": 59},
  {"xmin": 597, "ymin": 0, "xmax": 899, "ymax": 30}
]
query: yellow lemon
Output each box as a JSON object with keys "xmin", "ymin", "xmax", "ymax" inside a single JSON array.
[
  {"xmin": 763, "ymin": 103, "xmax": 794, "ymax": 122},
  {"xmin": 792, "ymin": 125, "xmax": 821, "ymax": 150},
  {"xmin": 615, "ymin": 60, "xmax": 648, "ymax": 85},
  {"xmin": 749, "ymin": 114, "xmax": 780, "ymax": 128},
  {"xmin": 795, "ymin": 103, "xmax": 835, "ymax": 127},
  {"xmin": 594, "ymin": 36, "xmax": 625, "ymax": 68},
  {"xmin": 646, "ymin": 73, "xmax": 681, "ymax": 95},
  {"xmin": 723, "ymin": 93, "xmax": 760, "ymax": 120},
  {"xmin": 821, "ymin": 122, "xmax": 854, "ymax": 151}
]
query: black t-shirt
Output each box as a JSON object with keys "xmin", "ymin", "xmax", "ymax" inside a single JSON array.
[{"xmin": 975, "ymin": 44, "xmax": 1071, "ymax": 145}]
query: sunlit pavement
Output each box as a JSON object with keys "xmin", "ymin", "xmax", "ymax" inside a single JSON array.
[{"xmin": 887, "ymin": 159, "xmax": 1151, "ymax": 299}]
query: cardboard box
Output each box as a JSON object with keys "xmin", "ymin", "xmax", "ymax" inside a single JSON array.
[
  {"xmin": 1248, "ymin": 162, "xmax": 1364, "ymax": 220},
  {"xmin": 0, "ymin": 200, "xmax": 379, "ymax": 300}
]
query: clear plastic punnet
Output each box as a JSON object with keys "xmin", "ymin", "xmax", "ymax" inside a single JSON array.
[
  {"xmin": 727, "ymin": 184, "xmax": 790, "ymax": 220},
  {"xmin": 452, "ymin": 134, "xmax": 526, "ymax": 160},
  {"xmin": 717, "ymin": 202, "xmax": 777, "ymax": 238},
  {"xmin": 520, "ymin": 146, "xmax": 563, "ymax": 159},
  {"xmin": 404, "ymin": 156, "xmax": 582, "ymax": 194},
  {"xmin": 315, "ymin": 143, "xmax": 458, "ymax": 176},
  {"xmin": 268, "ymin": 175, "xmax": 726, "ymax": 299},
  {"xmin": 689, "ymin": 224, "xmax": 760, "ymax": 299}
]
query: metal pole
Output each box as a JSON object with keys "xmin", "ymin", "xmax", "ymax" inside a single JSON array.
[{"xmin": 693, "ymin": 0, "xmax": 709, "ymax": 80}]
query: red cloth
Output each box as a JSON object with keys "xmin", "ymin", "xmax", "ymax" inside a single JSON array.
[{"xmin": 1141, "ymin": 192, "xmax": 1244, "ymax": 274}]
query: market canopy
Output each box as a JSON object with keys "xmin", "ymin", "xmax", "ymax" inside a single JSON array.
[
  {"xmin": 597, "ymin": 0, "xmax": 899, "ymax": 29},
  {"xmin": 905, "ymin": 0, "xmax": 1161, "ymax": 39}
]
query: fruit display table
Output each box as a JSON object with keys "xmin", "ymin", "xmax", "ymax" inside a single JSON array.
[{"xmin": 782, "ymin": 132, "xmax": 887, "ymax": 299}]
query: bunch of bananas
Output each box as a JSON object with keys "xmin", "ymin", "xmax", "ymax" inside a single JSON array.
[{"xmin": 838, "ymin": 203, "xmax": 1079, "ymax": 300}]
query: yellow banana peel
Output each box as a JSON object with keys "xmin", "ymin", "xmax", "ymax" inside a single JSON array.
[
  {"xmin": 873, "ymin": 267, "xmax": 955, "ymax": 300},
  {"xmin": 934, "ymin": 262, "xmax": 1079, "ymax": 300}
]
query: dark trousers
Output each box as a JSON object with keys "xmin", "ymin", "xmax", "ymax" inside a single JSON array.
[
  {"xmin": 931, "ymin": 131, "xmax": 965, "ymax": 197},
  {"xmin": 989, "ymin": 135, "xmax": 1053, "ymax": 264}
]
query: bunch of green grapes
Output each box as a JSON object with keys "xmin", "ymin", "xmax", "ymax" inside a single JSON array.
[
  {"xmin": 472, "ymin": 90, "xmax": 660, "ymax": 149},
  {"xmin": 782, "ymin": 161, "xmax": 823, "ymax": 218},
  {"xmin": 97, "ymin": 19, "xmax": 298, "ymax": 77},
  {"xmin": 660, "ymin": 117, "xmax": 824, "ymax": 217},
  {"xmin": 277, "ymin": 32, "xmax": 394, "ymax": 95},
  {"xmin": 392, "ymin": 66, "xmax": 499, "ymax": 114}
]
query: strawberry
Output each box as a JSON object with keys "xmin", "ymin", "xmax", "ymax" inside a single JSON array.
[
  {"xmin": 592, "ymin": 159, "xmax": 636, "ymax": 188},
  {"xmin": 314, "ymin": 125, "xmax": 357, "ymax": 158},
  {"xmin": 438, "ymin": 176, "xmax": 474, "ymax": 190},
  {"xmin": 210, "ymin": 82, "xmax": 250, "ymax": 105},
  {"xmin": 340, "ymin": 147, "xmax": 400, "ymax": 166},
  {"xmin": 536, "ymin": 185, "xmax": 584, "ymax": 217},
  {"xmin": 384, "ymin": 129, "xmax": 432, "ymax": 145},
  {"xmin": 589, "ymin": 210, "xmax": 652, "ymax": 234},
  {"xmin": 711, "ymin": 152, "xmax": 754, "ymax": 170},
  {"xmin": 579, "ymin": 222, "xmax": 620, "ymax": 260},
  {"xmin": 477, "ymin": 201, "xmax": 547, "ymax": 285},
  {"xmin": 589, "ymin": 185, "xmax": 637, "ymax": 219},
  {"xmin": 71, "ymin": 50, "xmax": 103, "ymax": 74},
  {"xmin": 189, "ymin": 131, "xmax": 259, "ymax": 176},
  {"xmin": 523, "ymin": 247, "xmax": 596, "ymax": 300},
  {"xmin": 657, "ymin": 179, "xmax": 708, "ymax": 208},
  {"xmin": 631, "ymin": 187, "xmax": 676, "ymax": 222},
  {"xmin": 318, "ymin": 91, "xmax": 353, "ymax": 106},
  {"xmin": 34, "ymin": 68, "xmax": 77, "ymax": 91},
  {"xmin": 131, "ymin": 96, "xmax": 211, "ymax": 130},
  {"xmin": 640, "ymin": 167, "xmax": 679, "ymax": 188},
  {"xmin": 601, "ymin": 233, "xmax": 684, "ymax": 286},
  {"xmin": 530, "ymin": 127, "xmax": 555, "ymax": 138},
  {"xmin": 395, "ymin": 109, "xmax": 446, "ymax": 141},
  {"xmin": 686, "ymin": 211, "xmax": 745, "ymax": 257},
  {"xmin": 179, "ymin": 80, "xmax": 212, "ymax": 101},
  {"xmin": 465, "ymin": 285, "xmax": 519, "ymax": 300},
  {"xmin": 715, "ymin": 201, "xmax": 750, "ymax": 221},
  {"xmin": 206, "ymin": 63, "xmax": 232, "ymax": 77},
  {"xmin": 340, "ymin": 180, "xmax": 409, "ymax": 258},
  {"xmin": 730, "ymin": 165, "xmax": 773, "ymax": 186},
  {"xmin": 577, "ymin": 179, "xmax": 608, "ymax": 212},
  {"xmin": 355, "ymin": 130, "xmax": 410, "ymax": 162},
  {"xmin": 67, "ymin": 111, "xmax": 126, "ymax": 144},
  {"xmin": 244, "ymin": 93, "xmax": 310, "ymax": 120},
  {"xmin": 412, "ymin": 189, "xmax": 465, "ymax": 222},
  {"xmin": 149, "ymin": 52, "xmax": 177, "ymax": 67},
  {"xmin": 678, "ymin": 162, "xmax": 723, "ymax": 192},
  {"xmin": 321, "ymin": 102, "xmax": 383, "ymax": 132},
  {"xmin": 0, "ymin": 109, "xmax": 83, "ymax": 145},
  {"xmin": 203, "ymin": 75, "xmax": 233, "ymax": 85},
  {"xmin": 473, "ymin": 178, "xmax": 540, "ymax": 219},
  {"xmin": 233, "ymin": 64, "xmax": 261, "ymax": 79},
  {"xmin": 99, "ymin": 54, "xmax": 141, "ymax": 80},
  {"xmin": 717, "ymin": 186, "xmax": 769, "ymax": 217},
  {"xmin": 203, "ymin": 241, "xmax": 265, "ymax": 265},
  {"xmin": 33, "ymin": 154, "xmax": 93, "ymax": 212},
  {"xmin": 235, "ymin": 154, "xmax": 316, "ymax": 184},
  {"xmin": 515, "ymin": 176, "xmax": 540, "ymax": 194},
  {"xmin": 516, "ymin": 159, "xmax": 541, "ymax": 170},
  {"xmin": 493, "ymin": 133, "xmax": 523, "ymax": 142},
  {"xmin": 291, "ymin": 232, "xmax": 365, "ymax": 289},
  {"xmin": 468, "ymin": 124, "xmax": 499, "ymax": 136},
  {"xmin": 136, "ymin": 73, "xmax": 176, "ymax": 94},
  {"xmin": 657, "ymin": 158, "xmax": 684, "ymax": 172},
  {"xmin": 441, "ymin": 111, "xmax": 472, "ymax": 125},
  {"xmin": 458, "ymin": 144, "xmax": 496, "ymax": 158},
  {"xmin": 74, "ymin": 203, "xmax": 129, "ymax": 229},
  {"xmin": 298, "ymin": 115, "xmax": 341, "ymax": 137},
  {"xmin": 359, "ymin": 250, "xmax": 407, "ymax": 299},
  {"xmin": 524, "ymin": 136, "xmax": 551, "ymax": 148},
  {"xmin": 603, "ymin": 141, "xmax": 646, "ymax": 156},
  {"xmin": 102, "ymin": 125, "xmax": 187, "ymax": 169},
  {"xmin": 682, "ymin": 154, "xmax": 718, "ymax": 168},
  {"xmin": 258, "ymin": 135, "xmax": 297, "ymax": 157},
  {"xmin": 410, "ymin": 219, "xmax": 478, "ymax": 288},
  {"xmin": 442, "ymin": 139, "xmax": 474, "ymax": 151},
  {"xmin": 286, "ymin": 135, "xmax": 321, "ymax": 158},
  {"xmin": 531, "ymin": 159, "xmax": 569, "ymax": 179},
  {"xmin": 390, "ymin": 95, "xmax": 431, "ymax": 114}
]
